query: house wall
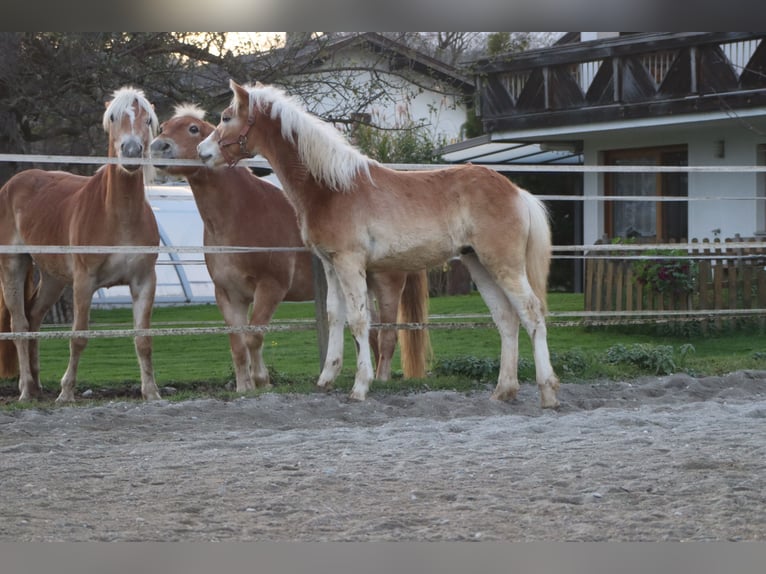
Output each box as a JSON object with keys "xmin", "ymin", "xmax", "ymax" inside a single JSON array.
[
  {"xmin": 581, "ymin": 125, "xmax": 766, "ymax": 245},
  {"xmin": 300, "ymin": 47, "xmax": 469, "ymax": 145}
]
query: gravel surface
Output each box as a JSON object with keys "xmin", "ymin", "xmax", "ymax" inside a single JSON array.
[{"xmin": 1, "ymin": 370, "xmax": 765, "ymax": 541}]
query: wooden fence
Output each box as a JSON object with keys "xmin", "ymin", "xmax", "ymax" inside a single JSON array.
[{"xmin": 585, "ymin": 236, "xmax": 766, "ymax": 323}]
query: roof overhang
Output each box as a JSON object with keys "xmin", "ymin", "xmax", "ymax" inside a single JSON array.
[
  {"xmin": 440, "ymin": 133, "xmax": 583, "ymax": 165},
  {"xmin": 487, "ymin": 106, "xmax": 766, "ymax": 142}
]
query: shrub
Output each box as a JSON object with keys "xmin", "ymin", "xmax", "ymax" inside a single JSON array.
[{"xmin": 604, "ymin": 343, "xmax": 680, "ymax": 375}]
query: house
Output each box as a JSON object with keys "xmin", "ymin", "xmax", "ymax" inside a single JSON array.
[
  {"xmin": 221, "ymin": 32, "xmax": 476, "ymax": 147},
  {"xmin": 442, "ymin": 32, "xmax": 766, "ymax": 248}
]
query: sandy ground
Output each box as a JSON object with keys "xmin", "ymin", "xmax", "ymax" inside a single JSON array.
[{"xmin": 1, "ymin": 370, "xmax": 765, "ymax": 542}]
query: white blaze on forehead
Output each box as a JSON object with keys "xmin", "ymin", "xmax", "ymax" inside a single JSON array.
[{"xmin": 103, "ymin": 86, "xmax": 158, "ymax": 137}]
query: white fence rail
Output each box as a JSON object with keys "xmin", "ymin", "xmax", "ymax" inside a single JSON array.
[{"xmin": 2, "ymin": 152, "xmax": 766, "ymax": 341}]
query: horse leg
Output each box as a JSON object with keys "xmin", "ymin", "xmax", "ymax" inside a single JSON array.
[
  {"xmin": 366, "ymin": 289, "xmax": 381, "ymax": 374},
  {"xmin": 485, "ymin": 260, "xmax": 559, "ymax": 409},
  {"xmin": 316, "ymin": 258, "xmax": 347, "ymax": 391},
  {"xmin": 129, "ymin": 269, "xmax": 161, "ymax": 401},
  {"xmin": 460, "ymin": 253, "xmax": 522, "ymax": 401},
  {"xmin": 26, "ymin": 273, "xmax": 67, "ymax": 395},
  {"xmin": 57, "ymin": 274, "xmax": 98, "ymax": 402},
  {"xmin": 0, "ymin": 256, "xmax": 38, "ymax": 400},
  {"xmin": 367, "ymin": 271, "xmax": 406, "ymax": 381},
  {"xmin": 332, "ymin": 256, "xmax": 375, "ymax": 401},
  {"xmin": 249, "ymin": 279, "xmax": 291, "ymax": 389},
  {"xmin": 215, "ymin": 285, "xmax": 254, "ymax": 392}
]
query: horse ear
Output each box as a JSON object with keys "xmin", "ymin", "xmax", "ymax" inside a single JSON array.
[
  {"xmin": 230, "ymin": 80, "xmax": 249, "ymax": 104},
  {"xmin": 254, "ymin": 81, "xmax": 264, "ymax": 88}
]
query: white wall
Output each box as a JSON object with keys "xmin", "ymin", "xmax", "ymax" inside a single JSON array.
[
  {"xmin": 581, "ymin": 124, "xmax": 766, "ymax": 244},
  {"xmin": 298, "ymin": 46, "xmax": 469, "ymax": 145}
]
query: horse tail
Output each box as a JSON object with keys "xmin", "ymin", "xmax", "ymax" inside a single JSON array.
[
  {"xmin": 0, "ymin": 265, "xmax": 36, "ymax": 378},
  {"xmin": 397, "ymin": 269, "xmax": 433, "ymax": 378},
  {"xmin": 522, "ymin": 189, "xmax": 553, "ymax": 315}
]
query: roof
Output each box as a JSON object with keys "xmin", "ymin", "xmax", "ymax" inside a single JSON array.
[{"xmin": 440, "ymin": 134, "xmax": 583, "ymax": 166}]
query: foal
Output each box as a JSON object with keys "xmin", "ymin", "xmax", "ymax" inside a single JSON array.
[
  {"xmin": 0, "ymin": 87, "xmax": 161, "ymax": 402},
  {"xmin": 198, "ymin": 80, "xmax": 560, "ymax": 407}
]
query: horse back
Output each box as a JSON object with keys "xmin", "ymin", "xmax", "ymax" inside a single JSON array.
[{"xmin": 0, "ymin": 169, "xmax": 89, "ymax": 247}]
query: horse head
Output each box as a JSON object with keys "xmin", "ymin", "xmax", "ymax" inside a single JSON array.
[
  {"xmin": 151, "ymin": 104, "xmax": 214, "ymax": 176},
  {"xmin": 198, "ymin": 79, "xmax": 259, "ymax": 168},
  {"xmin": 103, "ymin": 86, "xmax": 158, "ymax": 175}
]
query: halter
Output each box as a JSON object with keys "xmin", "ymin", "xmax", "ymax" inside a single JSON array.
[{"xmin": 217, "ymin": 112, "xmax": 256, "ymax": 166}]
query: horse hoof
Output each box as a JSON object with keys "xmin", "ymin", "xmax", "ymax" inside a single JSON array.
[
  {"xmin": 55, "ymin": 393, "xmax": 76, "ymax": 403},
  {"xmin": 348, "ymin": 391, "xmax": 367, "ymax": 401},
  {"xmin": 490, "ymin": 389, "xmax": 518, "ymax": 402},
  {"xmin": 540, "ymin": 392, "xmax": 560, "ymax": 409},
  {"xmin": 539, "ymin": 376, "xmax": 561, "ymax": 409}
]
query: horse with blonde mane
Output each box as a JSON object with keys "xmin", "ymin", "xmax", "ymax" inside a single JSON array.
[
  {"xmin": 198, "ymin": 80, "xmax": 560, "ymax": 407},
  {"xmin": 0, "ymin": 86, "xmax": 162, "ymax": 402},
  {"xmin": 150, "ymin": 104, "xmax": 431, "ymax": 390}
]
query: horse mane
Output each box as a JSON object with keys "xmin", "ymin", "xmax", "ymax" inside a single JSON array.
[
  {"xmin": 103, "ymin": 86, "xmax": 159, "ymax": 135},
  {"xmin": 172, "ymin": 103, "xmax": 207, "ymax": 121},
  {"xmin": 240, "ymin": 83, "xmax": 378, "ymax": 193}
]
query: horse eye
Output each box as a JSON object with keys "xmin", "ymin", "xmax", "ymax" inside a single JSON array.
[
  {"xmin": 158, "ymin": 125, "xmax": 163, "ymax": 134},
  {"xmin": 109, "ymin": 113, "xmax": 115, "ymax": 122},
  {"xmin": 190, "ymin": 125, "xmax": 199, "ymax": 134},
  {"xmin": 146, "ymin": 117, "xmax": 153, "ymax": 126},
  {"xmin": 222, "ymin": 114, "xmax": 231, "ymax": 123}
]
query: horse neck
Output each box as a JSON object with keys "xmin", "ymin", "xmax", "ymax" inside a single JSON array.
[
  {"xmin": 185, "ymin": 168, "xmax": 248, "ymax": 228},
  {"xmin": 102, "ymin": 164, "xmax": 147, "ymax": 217},
  {"xmin": 254, "ymin": 125, "xmax": 314, "ymax": 215}
]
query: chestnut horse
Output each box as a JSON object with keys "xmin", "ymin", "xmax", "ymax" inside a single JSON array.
[
  {"xmin": 150, "ymin": 104, "xmax": 431, "ymax": 391},
  {"xmin": 198, "ymin": 80, "xmax": 560, "ymax": 407},
  {"xmin": 0, "ymin": 87, "xmax": 162, "ymax": 402}
]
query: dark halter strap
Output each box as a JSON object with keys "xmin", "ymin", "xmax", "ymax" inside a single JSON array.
[{"xmin": 217, "ymin": 113, "xmax": 256, "ymax": 167}]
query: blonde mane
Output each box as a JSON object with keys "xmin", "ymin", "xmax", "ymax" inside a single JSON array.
[
  {"xmin": 103, "ymin": 86, "xmax": 159, "ymax": 135},
  {"xmin": 239, "ymin": 83, "xmax": 377, "ymax": 192},
  {"xmin": 103, "ymin": 86, "xmax": 159, "ymax": 183},
  {"xmin": 172, "ymin": 103, "xmax": 207, "ymax": 121}
]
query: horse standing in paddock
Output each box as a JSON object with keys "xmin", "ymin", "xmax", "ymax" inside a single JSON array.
[
  {"xmin": 198, "ymin": 80, "xmax": 560, "ymax": 407},
  {"xmin": 150, "ymin": 105, "xmax": 431, "ymax": 391},
  {"xmin": 0, "ymin": 86, "xmax": 162, "ymax": 402}
]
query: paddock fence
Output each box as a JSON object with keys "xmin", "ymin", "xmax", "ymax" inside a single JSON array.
[{"xmin": 2, "ymin": 153, "xmax": 766, "ymax": 345}]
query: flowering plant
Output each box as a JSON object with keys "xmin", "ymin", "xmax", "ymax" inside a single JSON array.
[{"xmin": 632, "ymin": 249, "xmax": 698, "ymax": 294}]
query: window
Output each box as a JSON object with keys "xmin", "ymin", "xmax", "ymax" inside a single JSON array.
[{"xmin": 605, "ymin": 146, "xmax": 688, "ymax": 241}]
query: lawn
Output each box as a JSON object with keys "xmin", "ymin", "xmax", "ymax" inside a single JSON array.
[{"xmin": 3, "ymin": 291, "xmax": 765, "ymax": 401}]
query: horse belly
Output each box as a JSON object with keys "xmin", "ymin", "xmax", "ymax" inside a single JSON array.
[
  {"xmin": 96, "ymin": 254, "xmax": 155, "ymax": 288},
  {"xmin": 367, "ymin": 239, "xmax": 453, "ymax": 272}
]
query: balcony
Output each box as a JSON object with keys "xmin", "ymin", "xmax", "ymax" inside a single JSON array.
[{"xmin": 473, "ymin": 32, "xmax": 766, "ymax": 134}]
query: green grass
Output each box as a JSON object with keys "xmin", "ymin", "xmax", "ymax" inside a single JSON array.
[{"xmin": 2, "ymin": 291, "xmax": 766, "ymax": 404}]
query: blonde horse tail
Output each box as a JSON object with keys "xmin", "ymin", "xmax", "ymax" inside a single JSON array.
[
  {"xmin": 522, "ymin": 189, "xmax": 553, "ymax": 315},
  {"xmin": 0, "ymin": 265, "xmax": 36, "ymax": 378},
  {"xmin": 397, "ymin": 269, "xmax": 433, "ymax": 378}
]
